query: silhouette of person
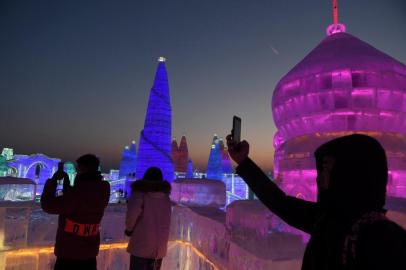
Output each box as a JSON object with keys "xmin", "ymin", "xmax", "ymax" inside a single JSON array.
[
  {"xmin": 125, "ymin": 167, "xmax": 171, "ymax": 270},
  {"xmin": 226, "ymin": 134, "xmax": 406, "ymax": 270},
  {"xmin": 41, "ymin": 154, "xmax": 110, "ymax": 270}
]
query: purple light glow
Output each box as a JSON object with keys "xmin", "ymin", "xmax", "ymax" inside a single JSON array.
[{"xmin": 272, "ymin": 32, "xmax": 406, "ymax": 200}]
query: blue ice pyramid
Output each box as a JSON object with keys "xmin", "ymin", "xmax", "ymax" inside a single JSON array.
[{"xmin": 136, "ymin": 57, "xmax": 174, "ymax": 181}]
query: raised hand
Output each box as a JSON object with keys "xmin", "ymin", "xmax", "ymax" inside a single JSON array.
[{"xmin": 226, "ymin": 134, "xmax": 249, "ymax": 165}]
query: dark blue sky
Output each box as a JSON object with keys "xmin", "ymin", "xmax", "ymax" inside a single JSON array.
[{"xmin": 1, "ymin": 0, "xmax": 405, "ymax": 171}]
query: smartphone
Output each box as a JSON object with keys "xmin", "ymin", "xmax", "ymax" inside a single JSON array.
[
  {"xmin": 232, "ymin": 116, "xmax": 241, "ymax": 144},
  {"xmin": 56, "ymin": 162, "xmax": 64, "ymax": 196}
]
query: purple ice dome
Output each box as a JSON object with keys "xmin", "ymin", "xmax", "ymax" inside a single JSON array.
[{"xmin": 272, "ymin": 31, "xmax": 406, "ymax": 200}]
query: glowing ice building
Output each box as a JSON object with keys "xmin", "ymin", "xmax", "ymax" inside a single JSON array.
[
  {"xmin": 172, "ymin": 136, "xmax": 189, "ymax": 174},
  {"xmin": 186, "ymin": 159, "xmax": 193, "ymax": 178},
  {"xmin": 7, "ymin": 154, "xmax": 60, "ymax": 195},
  {"xmin": 272, "ymin": 3, "xmax": 406, "ymax": 200},
  {"xmin": 136, "ymin": 57, "xmax": 174, "ymax": 182},
  {"xmin": 206, "ymin": 135, "xmax": 234, "ymax": 178},
  {"xmin": 206, "ymin": 135, "xmax": 223, "ymax": 180},
  {"xmin": 219, "ymin": 139, "xmax": 233, "ymax": 174},
  {"xmin": 172, "ymin": 136, "xmax": 192, "ymax": 179},
  {"xmin": 119, "ymin": 141, "xmax": 137, "ymax": 179}
]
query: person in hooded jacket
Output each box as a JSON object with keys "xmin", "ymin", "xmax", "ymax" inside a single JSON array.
[
  {"xmin": 125, "ymin": 167, "xmax": 172, "ymax": 270},
  {"xmin": 41, "ymin": 154, "xmax": 110, "ymax": 270},
  {"xmin": 226, "ymin": 133, "xmax": 406, "ymax": 270}
]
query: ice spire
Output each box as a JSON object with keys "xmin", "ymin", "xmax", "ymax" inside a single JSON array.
[
  {"xmin": 206, "ymin": 134, "xmax": 223, "ymax": 180},
  {"xmin": 136, "ymin": 57, "xmax": 174, "ymax": 181},
  {"xmin": 186, "ymin": 159, "xmax": 194, "ymax": 178},
  {"xmin": 178, "ymin": 136, "xmax": 189, "ymax": 173},
  {"xmin": 119, "ymin": 141, "xmax": 137, "ymax": 179},
  {"xmin": 219, "ymin": 138, "xmax": 233, "ymax": 174},
  {"xmin": 326, "ymin": 0, "xmax": 346, "ymax": 36}
]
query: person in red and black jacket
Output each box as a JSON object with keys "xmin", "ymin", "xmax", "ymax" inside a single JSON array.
[{"xmin": 41, "ymin": 154, "xmax": 110, "ymax": 270}]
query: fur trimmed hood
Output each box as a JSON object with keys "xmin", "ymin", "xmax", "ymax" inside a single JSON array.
[{"xmin": 131, "ymin": 180, "xmax": 171, "ymax": 194}]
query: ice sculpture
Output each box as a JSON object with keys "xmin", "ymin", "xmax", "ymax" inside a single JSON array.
[
  {"xmin": 171, "ymin": 138, "xmax": 179, "ymax": 171},
  {"xmin": 118, "ymin": 141, "xmax": 137, "ymax": 179},
  {"xmin": 0, "ymin": 177, "xmax": 35, "ymax": 251},
  {"xmin": 272, "ymin": 25, "xmax": 406, "ymax": 200},
  {"xmin": 172, "ymin": 136, "xmax": 189, "ymax": 175},
  {"xmin": 63, "ymin": 162, "xmax": 76, "ymax": 186},
  {"xmin": 219, "ymin": 139, "xmax": 233, "ymax": 174},
  {"xmin": 206, "ymin": 135, "xmax": 223, "ymax": 180},
  {"xmin": 136, "ymin": 57, "xmax": 174, "ymax": 182},
  {"xmin": 171, "ymin": 179, "xmax": 226, "ymax": 208},
  {"xmin": 1, "ymin": 148, "xmax": 13, "ymax": 161},
  {"xmin": 0, "ymin": 178, "xmax": 36, "ymax": 204},
  {"xmin": 0, "ymin": 156, "xmax": 8, "ymax": 177},
  {"xmin": 7, "ymin": 154, "xmax": 60, "ymax": 195},
  {"xmin": 186, "ymin": 159, "xmax": 194, "ymax": 178},
  {"xmin": 177, "ymin": 136, "xmax": 189, "ymax": 173}
]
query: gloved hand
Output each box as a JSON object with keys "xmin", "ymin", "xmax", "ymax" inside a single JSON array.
[{"xmin": 124, "ymin": 229, "xmax": 132, "ymax": 237}]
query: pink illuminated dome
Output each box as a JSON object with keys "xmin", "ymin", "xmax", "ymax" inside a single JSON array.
[{"xmin": 272, "ymin": 30, "xmax": 406, "ymax": 201}]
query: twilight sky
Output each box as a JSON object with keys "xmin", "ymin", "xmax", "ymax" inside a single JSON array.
[{"xmin": 1, "ymin": 0, "xmax": 405, "ymax": 172}]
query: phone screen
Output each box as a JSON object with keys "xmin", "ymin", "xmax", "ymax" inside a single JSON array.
[
  {"xmin": 56, "ymin": 180, "xmax": 64, "ymax": 196},
  {"xmin": 232, "ymin": 116, "xmax": 241, "ymax": 144},
  {"xmin": 56, "ymin": 162, "xmax": 64, "ymax": 196}
]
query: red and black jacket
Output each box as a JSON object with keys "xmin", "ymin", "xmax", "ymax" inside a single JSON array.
[{"xmin": 41, "ymin": 171, "xmax": 110, "ymax": 259}]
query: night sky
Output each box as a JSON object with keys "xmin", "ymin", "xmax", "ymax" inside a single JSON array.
[{"xmin": 1, "ymin": 0, "xmax": 405, "ymax": 172}]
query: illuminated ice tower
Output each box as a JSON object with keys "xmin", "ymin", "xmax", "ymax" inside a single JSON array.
[
  {"xmin": 206, "ymin": 135, "xmax": 223, "ymax": 180},
  {"xmin": 219, "ymin": 139, "xmax": 233, "ymax": 174},
  {"xmin": 119, "ymin": 141, "xmax": 137, "ymax": 179},
  {"xmin": 177, "ymin": 136, "xmax": 189, "ymax": 173},
  {"xmin": 136, "ymin": 57, "xmax": 174, "ymax": 181},
  {"xmin": 172, "ymin": 136, "xmax": 191, "ymax": 178},
  {"xmin": 272, "ymin": 0, "xmax": 406, "ymax": 200}
]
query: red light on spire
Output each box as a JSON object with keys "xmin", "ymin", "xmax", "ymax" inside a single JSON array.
[
  {"xmin": 326, "ymin": 0, "xmax": 346, "ymax": 36},
  {"xmin": 333, "ymin": 0, "xmax": 339, "ymax": 24}
]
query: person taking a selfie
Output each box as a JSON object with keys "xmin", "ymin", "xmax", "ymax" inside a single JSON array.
[{"xmin": 227, "ymin": 133, "xmax": 406, "ymax": 270}]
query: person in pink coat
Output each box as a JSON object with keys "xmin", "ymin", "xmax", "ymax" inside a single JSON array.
[{"xmin": 125, "ymin": 167, "xmax": 172, "ymax": 270}]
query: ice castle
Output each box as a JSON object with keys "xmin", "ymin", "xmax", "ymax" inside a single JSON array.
[
  {"xmin": 272, "ymin": 3, "xmax": 406, "ymax": 201},
  {"xmin": 136, "ymin": 57, "xmax": 174, "ymax": 182}
]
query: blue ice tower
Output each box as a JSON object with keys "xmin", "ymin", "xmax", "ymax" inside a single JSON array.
[
  {"xmin": 206, "ymin": 134, "xmax": 223, "ymax": 180},
  {"xmin": 186, "ymin": 159, "xmax": 193, "ymax": 179},
  {"xmin": 136, "ymin": 57, "xmax": 174, "ymax": 182},
  {"xmin": 219, "ymin": 139, "xmax": 233, "ymax": 174},
  {"xmin": 119, "ymin": 141, "xmax": 137, "ymax": 179}
]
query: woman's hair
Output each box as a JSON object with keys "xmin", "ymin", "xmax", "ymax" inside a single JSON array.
[{"xmin": 142, "ymin": 167, "xmax": 163, "ymax": 182}]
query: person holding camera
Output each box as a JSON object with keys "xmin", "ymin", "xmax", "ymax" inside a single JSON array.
[{"xmin": 41, "ymin": 154, "xmax": 110, "ymax": 270}]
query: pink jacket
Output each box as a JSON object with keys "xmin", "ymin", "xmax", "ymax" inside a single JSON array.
[{"xmin": 125, "ymin": 180, "xmax": 172, "ymax": 259}]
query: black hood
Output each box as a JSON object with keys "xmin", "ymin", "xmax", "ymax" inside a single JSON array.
[
  {"xmin": 314, "ymin": 134, "xmax": 388, "ymax": 215},
  {"xmin": 131, "ymin": 180, "xmax": 171, "ymax": 194}
]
